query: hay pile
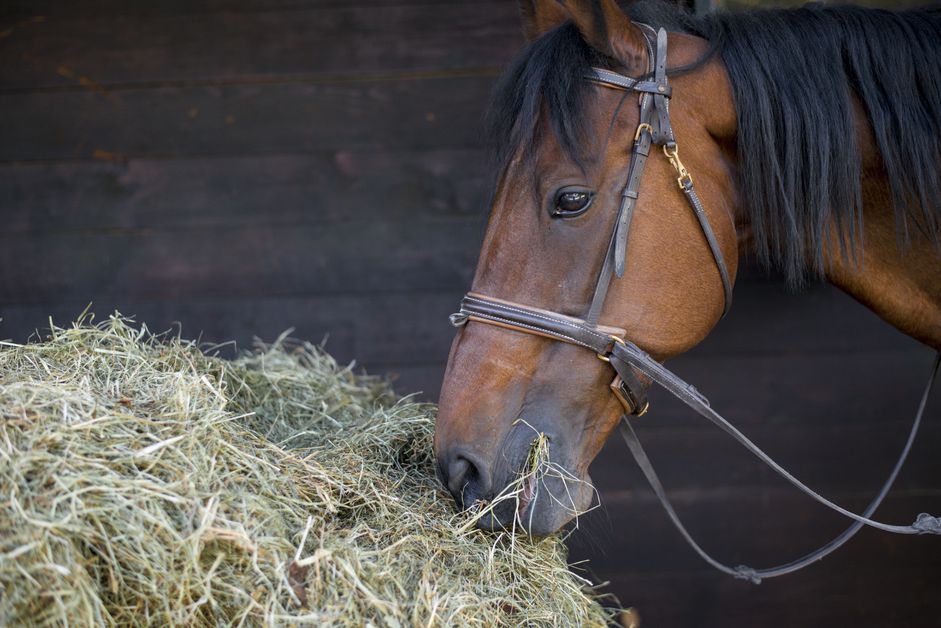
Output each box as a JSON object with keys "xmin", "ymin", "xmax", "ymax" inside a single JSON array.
[{"xmin": 0, "ymin": 315, "xmax": 615, "ymax": 626}]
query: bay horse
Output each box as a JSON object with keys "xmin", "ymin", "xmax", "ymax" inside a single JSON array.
[{"xmin": 434, "ymin": 0, "xmax": 941, "ymax": 578}]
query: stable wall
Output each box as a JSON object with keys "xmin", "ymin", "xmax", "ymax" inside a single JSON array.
[{"xmin": 1, "ymin": 2, "xmax": 938, "ymax": 626}]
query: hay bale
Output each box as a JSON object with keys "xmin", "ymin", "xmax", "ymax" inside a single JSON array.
[{"xmin": 0, "ymin": 315, "xmax": 615, "ymax": 626}]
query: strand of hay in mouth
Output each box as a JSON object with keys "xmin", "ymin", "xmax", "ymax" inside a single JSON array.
[{"xmin": 0, "ymin": 315, "xmax": 616, "ymax": 626}]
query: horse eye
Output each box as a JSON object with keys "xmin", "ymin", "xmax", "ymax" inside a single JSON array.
[{"xmin": 551, "ymin": 190, "xmax": 593, "ymax": 218}]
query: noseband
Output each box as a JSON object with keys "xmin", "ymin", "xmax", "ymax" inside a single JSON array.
[{"xmin": 450, "ymin": 26, "xmax": 940, "ymax": 582}]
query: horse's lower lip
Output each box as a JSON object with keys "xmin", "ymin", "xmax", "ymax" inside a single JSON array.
[{"xmin": 517, "ymin": 474, "xmax": 536, "ymax": 515}]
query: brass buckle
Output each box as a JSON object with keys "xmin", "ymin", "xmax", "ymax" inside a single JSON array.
[
  {"xmin": 663, "ymin": 144, "xmax": 693, "ymax": 189},
  {"xmin": 634, "ymin": 122, "xmax": 653, "ymax": 142},
  {"xmin": 602, "ymin": 335, "xmax": 649, "ymax": 416},
  {"xmin": 610, "ymin": 375, "xmax": 650, "ymax": 416}
]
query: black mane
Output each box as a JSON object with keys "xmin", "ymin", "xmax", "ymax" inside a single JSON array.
[{"xmin": 488, "ymin": 2, "xmax": 941, "ymax": 284}]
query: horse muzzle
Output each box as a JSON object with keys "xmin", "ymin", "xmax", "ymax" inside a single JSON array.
[{"xmin": 437, "ymin": 428, "xmax": 596, "ymax": 537}]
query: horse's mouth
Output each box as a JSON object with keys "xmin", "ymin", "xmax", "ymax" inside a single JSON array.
[{"xmin": 517, "ymin": 472, "xmax": 537, "ymax": 516}]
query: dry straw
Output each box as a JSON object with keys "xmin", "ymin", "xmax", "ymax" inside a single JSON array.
[{"xmin": 0, "ymin": 315, "xmax": 616, "ymax": 626}]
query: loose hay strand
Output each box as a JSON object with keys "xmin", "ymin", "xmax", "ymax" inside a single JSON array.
[{"xmin": 0, "ymin": 315, "xmax": 617, "ymax": 626}]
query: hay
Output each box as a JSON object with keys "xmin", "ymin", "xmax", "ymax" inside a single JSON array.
[{"xmin": 0, "ymin": 315, "xmax": 616, "ymax": 626}]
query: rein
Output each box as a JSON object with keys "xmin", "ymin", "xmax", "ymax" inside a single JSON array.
[{"xmin": 449, "ymin": 26, "xmax": 941, "ymax": 582}]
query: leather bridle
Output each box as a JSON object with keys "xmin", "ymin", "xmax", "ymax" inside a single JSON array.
[
  {"xmin": 451, "ymin": 26, "xmax": 733, "ymax": 419},
  {"xmin": 449, "ymin": 26, "xmax": 940, "ymax": 582}
]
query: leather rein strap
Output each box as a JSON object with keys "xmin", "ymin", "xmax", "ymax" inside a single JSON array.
[
  {"xmin": 614, "ymin": 344, "xmax": 941, "ymax": 583},
  {"xmin": 449, "ymin": 26, "xmax": 941, "ymax": 582}
]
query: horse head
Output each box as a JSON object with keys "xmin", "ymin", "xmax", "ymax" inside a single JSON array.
[{"xmin": 434, "ymin": 0, "xmax": 739, "ymax": 536}]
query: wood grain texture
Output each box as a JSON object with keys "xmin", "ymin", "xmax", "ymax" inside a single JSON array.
[
  {"xmin": 569, "ymin": 489, "xmax": 941, "ymax": 571},
  {"xmin": 0, "ymin": 219, "xmax": 484, "ymax": 303},
  {"xmin": 0, "ymin": 4, "xmax": 520, "ymax": 89},
  {"xmin": 0, "ymin": 0, "xmax": 481, "ymax": 20},
  {"xmin": 0, "ymin": 77, "xmax": 499, "ymax": 162},
  {"xmin": 569, "ymin": 505, "xmax": 941, "ymax": 627},
  {"xmin": 0, "ymin": 150, "xmax": 490, "ymax": 232},
  {"xmin": 0, "ymin": 291, "xmax": 462, "ymax": 366},
  {"xmin": 588, "ymin": 419, "xmax": 941, "ymax": 494}
]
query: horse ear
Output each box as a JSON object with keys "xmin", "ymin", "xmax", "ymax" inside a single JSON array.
[
  {"xmin": 519, "ymin": 0, "xmax": 569, "ymax": 41},
  {"xmin": 560, "ymin": 0, "xmax": 648, "ymax": 73}
]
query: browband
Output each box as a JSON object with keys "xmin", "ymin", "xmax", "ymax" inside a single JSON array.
[{"xmin": 587, "ymin": 67, "xmax": 674, "ymax": 97}]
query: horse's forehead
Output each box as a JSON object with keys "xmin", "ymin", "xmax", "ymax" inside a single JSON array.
[{"xmin": 510, "ymin": 93, "xmax": 641, "ymax": 199}]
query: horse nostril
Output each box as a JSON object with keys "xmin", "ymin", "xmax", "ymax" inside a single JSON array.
[
  {"xmin": 447, "ymin": 457, "xmax": 471, "ymax": 498},
  {"xmin": 442, "ymin": 449, "xmax": 492, "ymax": 510}
]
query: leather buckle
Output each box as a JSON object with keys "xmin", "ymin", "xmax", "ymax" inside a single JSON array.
[{"xmin": 611, "ymin": 375, "xmax": 650, "ymax": 416}]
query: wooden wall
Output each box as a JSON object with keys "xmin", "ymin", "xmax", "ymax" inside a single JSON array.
[
  {"xmin": 0, "ymin": 0, "xmax": 518, "ymax": 396},
  {"xmin": 1, "ymin": 2, "xmax": 939, "ymax": 627}
]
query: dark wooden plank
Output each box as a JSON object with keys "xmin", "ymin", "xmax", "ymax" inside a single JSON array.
[
  {"xmin": 381, "ymin": 363, "xmax": 449, "ymax": 399},
  {"xmin": 0, "ymin": 75, "xmax": 496, "ymax": 162},
  {"xmin": 570, "ymin": 490, "xmax": 941, "ymax": 574},
  {"xmin": 663, "ymin": 277, "xmax": 921, "ymax": 356},
  {"xmin": 0, "ymin": 0, "xmax": 483, "ymax": 20},
  {"xmin": 0, "ymin": 291, "xmax": 463, "ymax": 367},
  {"xmin": 0, "ymin": 273, "xmax": 923, "ymax": 365},
  {"xmin": 573, "ymin": 565, "xmax": 941, "ymax": 628},
  {"xmin": 693, "ymin": 276, "xmax": 925, "ymax": 356},
  {"xmin": 0, "ymin": 218, "xmax": 484, "ymax": 304},
  {"xmin": 567, "ymin": 492, "xmax": 941, "ymax": 627},
  {"xmin": 643, "ymin": 349, "xmax": 931, "ymax": 428},
  {"xmin": 0, "ymin": 298, "xmax": 451, "ymax": 398},
  {"xmin": 588, "ymin": 420, "xmax": 941, "ymax": 495},
  {"xmin": 0, "ymin": 4, "xmax": 520, "ymax": 90},
  {"xmin": 0, "ymin": 149, "xmax": 490, "ymax": 232}
]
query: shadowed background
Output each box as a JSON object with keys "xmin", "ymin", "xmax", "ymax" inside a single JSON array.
[{"xmin": 1, "ymin": 1, "xmax": 939, "ymax": 626}]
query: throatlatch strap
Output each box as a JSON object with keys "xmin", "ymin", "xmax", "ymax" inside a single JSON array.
[{"xmin": 682, "ymin": 182, "xmax": 733, "ymax": 317}]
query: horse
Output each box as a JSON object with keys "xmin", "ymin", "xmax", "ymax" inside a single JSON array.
[{"xmin": 433, "ymin": 0, "xmax": 941, "ymax": 575}]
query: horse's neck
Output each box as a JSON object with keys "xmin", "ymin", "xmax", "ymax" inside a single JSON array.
[
  {"xmin": 820, "ymin": 94, "xmax": 941, "ymax": 351},
  {"xmin": 824, "ymin": 182, "xmax": 941, "ymax": 351},
  {"xmin": 720, "ymin": 82, "xmax": 941, "ymax": 352}
]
